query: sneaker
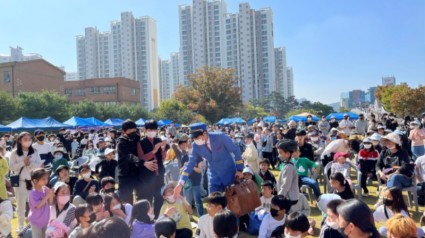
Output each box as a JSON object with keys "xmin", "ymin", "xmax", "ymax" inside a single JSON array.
[{"xmin": 362, "ymin": 193, "xmax": 369, "ymax": 197}]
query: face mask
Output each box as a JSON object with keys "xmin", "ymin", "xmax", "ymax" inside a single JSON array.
[
  {"xmin": 112, "ymin": 204, "xmax": 121, "ymax": 210},
  {"xmin": 166, "ymin": 195, "xmax": 175, "ymax": 203},
  {"xmin": 364, "ymin": 144, "xmax": 372, "ymax": 149},
  {"xmin": 311, "ymin": 137, "xmax": 319, "ymax": 142},
  {"xmin": 383, "ymin": 198, "xmax": 393, "ymax": 207},
  {"xmin": 37, "ymin": 136, "xmax": 45, "ymax": 141},
  {"xmin": 326, "ymin": 220, "xmax": 340, "ymax": 230},
  {"xmin": 194, "ymin": 138, "xmax": 206, "ymax": 146},
  {"xmin": 82, "ymin": 172, "xmax": 91, "ymax": 180},
  {"xmin": 387, "ymin": 145, "xmax": 396, "ymax": 150},
  {"xmin": 285, "ymin": 233, "xmax": 301, "ymax": 238},
  {"xmin": 146, "ymin": 131, "xmax": 157, "ymax": 138},
  {"xmin": 128, "ymin": 132, "xmax": 138, "ymax": 140},
  {"xmin": 22, "ymin": 141, "xmax": 32, "ymax": 148},
  {"xmin": 270, "ymin": 208, "xmax": 279, "ymax": 217},
  {"xmin": 104, "ymin": 188, "xmax": 115, "ymax": 194},
  {"xmin": 55, "ymin": 154, "xmax": 63, "ymax": 160},
  {"xmin": 89, "ymin": 213, "xmax": 96, "ymax": 223},
  {"xmin": 148, "ymin": 212, "xmax": 155, "ymax": 221},
  {"xmin": 57, "ymin": 195, "xmax": 70, "ymax": 205}
]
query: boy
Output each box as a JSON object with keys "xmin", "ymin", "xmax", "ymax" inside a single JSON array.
[
  {"xmin": 276, "ymin": 139, "xmax": 299, "ymax": 205},
  {"xmin": 95, "ymin": 148, "xmax": 118, "ymax": 181},
  {"xmin": 100, "ymin": 176, "xmax": 116, "ymax": 195},
  {"xmin": 292, "ymin": 147, "xmax": 321, "ymax": 200},
  {"xmin": 196, "ymin": 192, "xmax": 227, "ymax": 238},
  {"xmin": 259, "ymin": 180, "xmax": 274, "ymax": 213},
  {"xmin": 259, "ymin": 195, "xmax": 292, "ymax": 238},
  {"xmin": 86, "ymin": 193, "xmax": 109, "ymax": 221},
  {"xmin": 258, "ymin": 160, "xmax": 276, "ymax": 189}
]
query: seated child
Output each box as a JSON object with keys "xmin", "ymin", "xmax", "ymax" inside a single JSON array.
[
  {"xmin": 196, "ymin": 192, "xmax": 226, "ymax": 238},
  {"xmin": 86, "ymin": 194, "xmax": 110, "ymax": 222},
  {"xmin": 329, "ymin": 172, "xmax": 354, "ymax": 200},
  {"xmin": 331, "ymin": 152, "xmax": 352, "ymax": 187},
  {"xmin": 259, "ymin": 195, "xmax": 292, "ymax": 238},
  {"xmin": 284, "ymin": 212, "xmax": 310, "ymax": 238},
  {"xmin": 129, "ymin": 200, "xmax": 155, "ymax": 238},
  {"xmin": 258, "ymin": 180, "xmax": 274, "ymax": 213},
  {"xmin": 213, "ymin": 210, "xmax": 239, "ymax": 238},
  {"xmin": 100, "ymin": 176, "xmax": 116, "ymax": 195}
]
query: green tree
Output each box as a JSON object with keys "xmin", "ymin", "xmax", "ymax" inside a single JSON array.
[
  {"xmin": 339, "ymin": 106, "xmax": 350, "ymax": 113},
  {"xmin": 151, "ymin": 99, "xmax": 194, "ymax": 124},
  {"xmin": 173, "ymin": 66, "xmax": 242, "ymax": 123},
  {"xmin": 68, "ymin": 100, "xmax": 100, "ymax": 119},
  {"xmin": 239, "ymin": 102, "xmax": 268, "ymax": 120},
  {"xmin": 18, "ymin": 91, "xmax": 70, "ymax": 121},
  {"xmin": 0, "ymin": 91, "xmax": 20, "ymax": 124}
]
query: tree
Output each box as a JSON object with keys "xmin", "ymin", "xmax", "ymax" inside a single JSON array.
[
  {"xmin": 339, "ymin": 106, "xmax": 349, "ymax": 113},
  {"xmin": 68, "ymin": 100, "xmax": 100, "ymax": 119},
  {"xmin": 239, "ymin": 103, "xmax": 268, "ymax": 120},
  {"xmin": 0, "ymin": 91, "xmax": 20, "ymax": 124},
  {"xmin": 376, "ymin": 85, "xmax": 425, "ymax": 117},
  {"xmin": 18, "ymin": 91, "xmax": 70, "ymax": 121},
  {"xmin": 173, "ymin": 66, "xmax": 242, "ymax": 123},
  {"xmin": 151, "ymin": 99, "xmax": 194, "ymax": 124}
]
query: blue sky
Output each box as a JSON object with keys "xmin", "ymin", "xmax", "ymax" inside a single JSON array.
[{"xmin": 1, "ymin": 0, "xmax": 424, "ymax": 104}]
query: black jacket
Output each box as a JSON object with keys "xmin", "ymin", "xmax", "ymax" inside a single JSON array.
[
  {"xmin": 117, "ymin": 135, "xmax": 140, "ymax": 178},
  {"xmin": 299, "ymin": 142, "xmax": 315, "ymax": 161}
]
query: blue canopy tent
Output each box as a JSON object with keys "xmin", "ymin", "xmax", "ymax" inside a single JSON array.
[
  {"xmin": 135, "ymin": 118, "xmax": 146, "ymax": 127},
  {"xmin": 326, "ymin": 112, "xmax": 359, "ymax": 121},
  {"xmin": 63, "ymin": 116, "xmax": 109, "ymax": 128},
  {"xmin": 247, "ymin": 116, "xmax": 283, "ymax": 125},
  {"xmin": 158, "ymin": 119, "xmax": 181, "ymax": 127},
  {"xmin": 7, "ymin": 117, "xmax": 72, "ymax": 130},
  {"xmin": 104, "ymin": 118, "xmax": 125, "ymax": 127},
  {"xmin": 0, "ymin": 124, "xmax": 11, "ymax": 132},
  {"xmin": 287, "ymin": 115, "xmax": 319, "ymax": 122},
  {"xmin": 217, "ymin": 117, "xmax": 246, "ymax": 126}
]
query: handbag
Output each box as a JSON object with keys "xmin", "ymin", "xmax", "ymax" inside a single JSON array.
[
  {"xmin": 225, "ymin": 178, "xmax": 261, "ymax": 217},
  {"xmin": 10, "ymin": 167, "xmax": 24, "ymax": 187}
]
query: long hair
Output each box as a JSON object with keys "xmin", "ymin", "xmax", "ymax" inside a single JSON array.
[
  {"xmin": 15, "ymin": 132, "xmax": 34, "ymax": 156},
  {"xmin": 387, "ymin": 187, "xmax": 408, "ymax": 215},
  {"xmin": 129, "ymin": 199, "xmax": 154, "ymax": 229}
]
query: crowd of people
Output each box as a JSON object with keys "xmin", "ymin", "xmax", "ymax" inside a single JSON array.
[{"xmin": 0, "ymin": 112, "xmax": 424, "ymax": 238}]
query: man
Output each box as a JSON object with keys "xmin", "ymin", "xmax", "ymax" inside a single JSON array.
[
  {"xmin": 262, "ymin": 128, "xmax": 275, "ymax": 169},
  {"xmin": 167, "ymin": 122, "xmax": 177, "ymax": 138},
  {"xmin": 329, "ymin": 116, "xmax": 339, "ymax": 129},
  {"xmin": 117, "ymin": 120, "xmax": 141, "ymax": 205},
  {"xmin": 32, "ymin": 129, "xmax": 54, "ymax": 167},
  {"xmin": 305, "ymin": 115, "xmax": 317, "ymax": 128},
  {"xmin": 137, "ymin": 120, "xmax": 166, "ymax": 217},
  {"xmin": 355, "ymin": 113, "xmax": 368, "ymax": 135},
  {"xmin": 339, "ymin": 114, "xmax": 354, "ymax": 136},
  {"xmin": 174, "ymin": 123, "xmax": 244, "ymax": 197},
  {"xmin": 296, "ymin": 130, "xmax": 315, "ymax": 162}
]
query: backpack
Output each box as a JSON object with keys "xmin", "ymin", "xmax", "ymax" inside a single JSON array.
[{"xmin": 247, "ymin": 210, "xmax": 267, "ymax": 235}]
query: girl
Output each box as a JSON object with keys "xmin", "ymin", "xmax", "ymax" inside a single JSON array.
[
  {"xmin": 329, "ymin": 172, "xmax": 354, "ymax": 200},
  {"xmin": 155, "ymin": 217, "xmax": 176, "ymax": 238},
  {"xmin": 213, "ymin": 210, "xmax": 239, "ymax": 238},
  {"xmin": 47, "ymin": 182, "xmax": 77, "ymax": 237},
  {"xmin": 104, "ymin": 193, "xmax": 133, "ymax": 224},
  {"xmin": 68, "ymin": 204, "xmax": 96, "ymax": 238},
  {"xmin": 358, "ymin": 137, "xmax": 379, "ymax": 196},
  {"xmin": 373, "ymin": 187, "xmax": 408, "ymax": 223},
  {"xmin": 129, "ymin": 200, "xmax": 155, "ymax": 238},
  {"xmin": 331, "ymin": 152, "xmax": 352, "ymax": 186},
  {"xmin": 9, "ymin": 132, "xmax": 43, "ymax": 232},
  {"xmin": 29, "ymin": 168, "xmax": 54, "ymax": 238}
]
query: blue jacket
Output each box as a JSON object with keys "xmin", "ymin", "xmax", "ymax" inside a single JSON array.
[{"xmin": 180, "ymin": 132, "xmax": 244, "ymax": 187}]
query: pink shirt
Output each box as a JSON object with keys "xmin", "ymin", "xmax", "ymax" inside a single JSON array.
[{"xmin": 409, "ymin": 129, "xmax": 425, "ymax": 146}]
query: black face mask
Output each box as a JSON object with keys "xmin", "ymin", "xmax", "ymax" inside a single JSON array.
[
  {"xmin": 104, "ymin": 188, "xmax": 115, "ymax": 194},
  {"xmin": 270, "ymin": 208, "xmax": 279, "ymax": 217},
  {"xmin": 89, "ymin": 213, "xmax": 96, "ymax": 223},
  {"xmin": 127, "ymin": 131, "xmax": 139, "ymax": 140},
  {"xmin": 37, "ymin": 136, "xmax": 45, "ymax": 141},
  {"xmin": 383, "ymin": 198, "xmax": 394, "ymax": 207}
]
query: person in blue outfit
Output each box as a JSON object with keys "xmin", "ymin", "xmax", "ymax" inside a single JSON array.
[{"xmin": 174, "ymin": 122, "xmax": 244, "ymax": 197}]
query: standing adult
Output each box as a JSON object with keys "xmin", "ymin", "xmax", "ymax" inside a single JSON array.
[
  {"xmin": 174, "ymin": 123, "xmax": 244, "ymax": 196},
  {"xmin": 32, "ymin": 129, "xmax": 53, "ymax": 167},
  {"xmin": 355, "ymin": 114, "xmax": 368, "ymax": 136},
  {"xmin": 339, "ymin": 114, "xmax": 354, "ymax": 136},
  {"xmin": 167, "ymin": 122, "xmax": 177, "ymax": 139},
  {"xmin": 262, "ymin": 128, "xmax": 275, "ymax": 169},
  {"xmin": 408, "ymin": 121, "xmax": 425, "ymax": 160},
  {"xmin": 117, "ymin": 120, "xmax": 141, "ymax": 205},
  {"xmin": 329, "ymin": 116, "xmax": 339, "ymax": 129},
  {"xmin": 137, "ymin": 120, "xmax": 166, "ymax": 217},
  {"xmin": 318, "ymin": 116, "xmax": 330, "ymax": 137}
]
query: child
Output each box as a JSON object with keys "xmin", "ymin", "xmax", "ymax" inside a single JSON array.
[
  {"xmin": 331, "ymin": 152, "xmax": 352, "ymax": 186},
  {"xmin": 291, "ymin": 147, "xmax": 321, "ymax": 200},
  {"xmin": 213, "ymin": 210, "xmax": 239, "ymax": 238},
  {"xmin": 159, "ymin": 182, "xmax": 193, "ymax": 238},
  {"xmin": 86, "ymin": 194, "xmax": 110, "ymax": 222},
  {"xmin": 155, "ymin": 217, "xmax": 177, "ymax": 238},
  {"xmin": 104, "ymin": 193, "xmax": 133, "ymax": 224},
  {"xmin": 284, "ymin": 212, "xmax": 310, "ymax": 238},
  {"xmin": 68, "ymin": 204, "xmax": 96, "ymax": 238},
  {"xmin": 196, "ymin": 192, "xmax": 227, "ymax": 238},
  {"xmin": 258, "ymin": 160, "xmax": 277, "ymax": 190},
  {"xmin": 51, "ymin": 148, "xmax": 69, "ymax": 176},
  {"xmin": 100, "ymin": 176, "xmax": 116, "ymax": 195},
  {"xmin": 129, "ymin": 199, "xmax": 155, "ymax": 238},
  {"xmin": 358, "ymin": 137, "xmax": 379, "ymax": 196},
  {"xmin": 29, "ymin": 168, "xmax": 54, "ymax": 238},
  {"xmin": 259, "ymin": 180, "xmax": 274, "ymax": 213},
  {"xmin": 276, "ymin": 140, "xmax": 299, "ymax": 204},
  {"xmin": 259, "ymin": 195, "xmax": 292, "ymax": 238},
  {"xmin": 242, "ymin": 166, "xmax": 263, "ymax": 194},
  {"xmin": 329, "ymin": 172, "xmax": 354, "ymax": 200},
  {"xmin": 95, "ymin": 148, "xmax": 118, "ymax": 181},
  {"xmin": 73, "ymin": 165, "xmax": 100, "ymax": 205}
]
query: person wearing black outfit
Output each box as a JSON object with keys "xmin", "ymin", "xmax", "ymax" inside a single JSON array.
[
  {"xmin": 283, "ymin": 121, "xmax": 297, "ymax": 140},
  {"xmin": 258, "ymin": 160, "xmax": 277, "ymax": 190},
  {"xmin": 305, "ymin": 115, "xmax": 317, "ymax": 128},
  {"xmin": 329, "ymin": 117, "xmax": 339, "ymax": 129},
  {"xmin": 117, "ymin": 120, "xmax": 141, "ymax": 205},
  {"xmin": 137, "ymin": 120, "xmax": 166, "ymax": 217},
  {"xmin": 95, "ymin": 148, "xmax": 118, "ymax": 181},
  {"xmin": 296, "ymin": 130, "xmax": 315, "ymax": 162}
]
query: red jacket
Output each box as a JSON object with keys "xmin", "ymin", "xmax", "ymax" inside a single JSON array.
[{"xmin": 358, "ymin": 149, "xmax": 379, "ymax": 160}]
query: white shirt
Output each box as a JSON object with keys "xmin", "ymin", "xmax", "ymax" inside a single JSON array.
[
  {"xmin": 339, "ymin": 119, "xmax": 354, "ymax": 136},
  {"xmin": 9, "ymin": 149, "xmax": 43, "ymax": 180},
  {"xmin": 32, "ymin": 142, "xmax": 53, "ymax": 155},
  {"xmin": 0, "ymin": 200, "xmax": 13, "ymax": 237},
  {"xmin": 415, "ymin": 155, "xmax": 425, "ymax": 182},
  {"xmin": 373, "ymin": 205, "xmax": 408, "ymax": 222},
  {"xmin": 321, "ymin": 139, "xmax": 349, "ymax": 160},
  {"xmin": 195, "ymin": 214, "xmax": 214, "ymax": 238},
  {"xmin": 49, "ymin": 203, "xmax": 77, "ymax": 230},
  {"xmin": 259, "ymin": 196, "xmax": 273, "ymax": 213},
  {"xmin": 259, "ymin": 213, "xmax": 286, "ymax": 238}
]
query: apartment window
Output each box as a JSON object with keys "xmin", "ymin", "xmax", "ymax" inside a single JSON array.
[
  {"xmin": 64, "ymin": 89, "xmax": 72, "ymax": 96},
  {"xmin": 3, "ymin": 71, "xmax": 11, "ymax": 83},
  {"xmin": 75, "ymin": 89, "xmax": 85, "ymax": 96},
  {"xmin": 131, "ymin": 88, "xmax": 137, "ymax": 96},
  {"xmin": 103, "ymin": 86, "xmax": 117, "ymax": 94}
]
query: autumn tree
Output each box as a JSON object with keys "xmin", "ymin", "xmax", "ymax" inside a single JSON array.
[
  {"xmin": 173, "ymin": 66, "xmax": 242, "ymax": 123},
  {"xmin": 375, "ymin": 85, "xmax": 425, "ymax": 117},
  {"xmin": 151, "ymin": 99, "xmax": 195, "ymax": 125}
]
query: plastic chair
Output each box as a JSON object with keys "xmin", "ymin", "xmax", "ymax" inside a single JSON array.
[
  {"xmin": 324, "ymin": 161, "xmax": 362, "ymax": 200},
  {"xmin": 71, "ymin": 156, "xmax": 90, "ymax": 174}
]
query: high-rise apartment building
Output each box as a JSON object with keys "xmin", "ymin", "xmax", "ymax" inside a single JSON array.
[
  {"xmin": 159, "ymin": 52, "xmax": 181, "ymax": 100},
  {"xmin": 76, "ymin": 12, "xmax": 160, "ymax": 110},
  {"xmin": 0, "ymin": 46, "xmax": 42, "ymax": 63}
]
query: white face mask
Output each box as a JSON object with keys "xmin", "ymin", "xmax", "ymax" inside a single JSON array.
[
  {"xmin": 364, "ymin": 144, "xmax": 372, "ymax": 149},
  {"xmin": 82, "ymin": 172, "xmax": 91, "ymax": 180},
  {"xmin": 146, "ymin": 131, "xmax": 157, "ymax": 138},
  {"xmin": 311, "ymin": 137, "xmax": 319, "ymax": 142},
  {"xmin": 166, "ymin": 195, "xmax": 175, "ymax": 203},
  {"xmin": 22, "ymin": 141, "xmax": 32, "ymax": 148},
  {"xmin": 194, "ymin": 138, "xmax": 206, "ymax": 146},
  {"xmin": 112, "ymin": 204, "xmax": 121, "ymax": 210},
  {"xmin": 285, "ymin": 232, "xmax": 301, "ymax": 238},
  {"xmin": 326, "ymin": 220, "xmax": 340, "ymax": 230}
]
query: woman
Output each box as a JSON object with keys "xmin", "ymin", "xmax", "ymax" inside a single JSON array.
[
  {"xmin": 386, "ymin": 214, "xmax": 417, "ymax": 238},
  {"xmin": 0, "ymin": 145, "xmax": 9, "ymax": 200},
  {"xmin": 376, "ymin": 132, "xmax": 412, "ymax": 189},
  {"xmin": 9, "ymin": 132, "xmax": 43, "ymax": 232},
  {"xmin": 104, "ymin": 193, "xmax": 133, "ymax": 225},
  {"xmin": 337, "ymin": 199, "xmax": 380, "ymax": 238},
  {"xmin": 358, "ymin": 137, "xmax": 379, "ymax": 196},
  {"xmin": 83, "ymin": 140, "xmax": 97, "ymax": 157},
  {"xmin": 320, "ymin": 199, "xmax": 345, "ymax": 238},
  {"xmin": 374, "ymin": 187, "xmax": 408, "ymax": 223},
  {"xmin": 408, "ymin": 121, "xmax": 425, "ymax": 160},
  {"xmin": 47, "ymin": 182, "xmax": 77, "ymax": 237}
]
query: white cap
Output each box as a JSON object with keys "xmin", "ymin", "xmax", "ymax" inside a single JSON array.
[{"xmin": 104, "ymin": 148, "xmax": 115, "ymax": 156}]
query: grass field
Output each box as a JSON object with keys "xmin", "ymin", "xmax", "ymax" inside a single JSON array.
[{"xmin": 10, "ymin": 168, "xmax": 425, "ymax": 238}]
